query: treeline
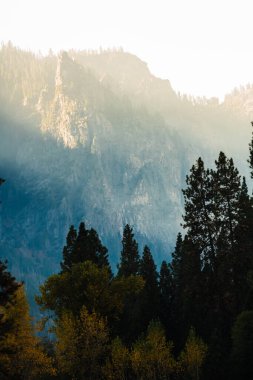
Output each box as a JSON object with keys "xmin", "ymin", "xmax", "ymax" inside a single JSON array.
[
  {"xmin": 0, "ymin": 222, "xmax": 207, "ymax": 379},
  {"xmin": 2, "ymin": 125, "xmax": 253, "ymax": 379}
]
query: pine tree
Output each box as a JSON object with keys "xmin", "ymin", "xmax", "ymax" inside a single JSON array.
[
  {"xmin": 140, "ymin": 246, "xmax": 158, "ymax": 294},
  {"xmin": 74, "ymin": 221, "xmax": 89, "ymax": 262},
  {"xmin": 248, "ymin": 121, "xmax": 253, "ymax": 178},
  {"xmin": 117, "ymin": 224, "xmax": 140, "ymax": 277},
  {"xmin": 231, "ymin": 311, "xmax": 253, "ymax": 380},
  {"xmin": 170, "ymin": 233, "xmax": 184, "ymax": 287},
  {"xmin": 159, "ymin": 260, "xmax": 174, "ymax": 337},
  {"xmin": 169, "ymin": 233, "xmax": 185, "ymax": 347},
  {"xmin": 61, "ymin": 224, "xmax": 77, "ymax": 272},
  {"xmin": 233, "ymin": 177, "xmax": 253, "ymax": 311},
  {"xmin": 116, "ymin": 225, "xmax": 143, "ymax": 343},
  {"xmin": 210, "ymin": 153, "xmax": 245, "ymax": 325},
  {"xmin": 213, "ymin": 152, "xmax": 241, "ymax": 255},
  {"xmin": 182, "ymin": 158, "xmax": 216, "ymax": 266},
  {"xmin": 170, "ymin": 235, "xmax": 203, "ymax": 348},
  {"xmin": 88, "ymin": 228, "xmax": 110, "ymax": 269},
  {"xmin": 139, "ymin": 245, "xmax": 160, "ymax": 330},
  {"xmin": 180, "ymin": 237, "xmax": 203, "ymax": 330},
  {"xmin": 0, "ymin": 261, "xmax": 21, "ymax": 338}
]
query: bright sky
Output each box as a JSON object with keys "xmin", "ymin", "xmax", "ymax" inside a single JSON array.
[{"xmin": 1, "ymin": 0, "xmax": 253, "ymax": 100}]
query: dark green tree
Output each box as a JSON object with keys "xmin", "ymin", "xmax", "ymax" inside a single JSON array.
[
  {"xmin": 73, "ymin": 222, "xmax": 89, "ymax": 262},
  {"xmin": 182, "ymin": 158, "xmax": 216, "ymax": 267},
  {"xmin": 182, "ymin": 153, "xmax": 249, "ymax": 320},
  {"xmin": 116, "ymin": 225, "xmax": 143, "ymax": 344},
  {"xmin": 233, "ymin": 177, "xmax": 253, "ymax": 312},
  {"xmin": 170, "ymin": 233, "xmax": 184, "ymax": 288},
  {"xmin": 248, "ymin": 121, "xmax": 253, "ymax": 178},
  {"xmin": 231, "ymin": 311, "xmax": 253, "ymax": 380},
  {"xmin": 0, "ymin": 261, "xmax": 21, "ymax": 337},
  {"xmin": 181, "ymin": 151, "xmax": 253, "ymax": 379},
  {"xmin": 213, "ymin": 152, "xmax": 241, "ymax": 255},
  {"xmin": 139, "ymin": 245, "xmax": 160, "ymax": 330},
  {"xmin": 117, "ymin": 224, "xmax": 140, "ymax": 277},
  {"xmin": 159, "ymin": 260, "xmax": 174, "ymax": 338},
  {"xmin": 61, "ymin": 222, "xmax": 110, "ymax": 272},
  {"xmin": 170, "ymin": 235, "xmax": 203, "ymax": 349},
  {"xmin": 61, "ymin": 225, "xmax": 77, "ymax": 272},
  {"xmin": 210, "ymin": 153, "xmax": 246, "ymax": 329}
]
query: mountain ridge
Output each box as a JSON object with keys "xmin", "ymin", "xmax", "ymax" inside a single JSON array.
[{"xmin": 0, "ymin": 44, "xmax": 252, "ymax": 312}]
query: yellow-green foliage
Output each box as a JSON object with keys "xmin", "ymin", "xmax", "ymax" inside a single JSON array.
[
  {"xmin": 56, "ymin": 306, "xmax": 109, "ymax": 380},
  {"xmin": 0, "ymin": 286, "xmax": 56, "ymax": 379},
  {"xmin": 36, "ymin": 261, "xmax": 144, "ymax": 327},
  {"xmin": 179, "ymin": 327, "xmax": 207, "ymax": 380},
  {"xmin": 103, "ymin": 337, "xmax": 131, "ymax": 380},
  {"xmin": 131, "ymin": 321, "xmax": 177, "ymax": 380}
]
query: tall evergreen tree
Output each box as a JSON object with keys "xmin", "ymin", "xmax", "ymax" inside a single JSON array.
[
  {"xmin": 117, "ymin": 224, "xmax": 140, "ymax": 277},
  {"xmin": 116, "ymin": 225, "xmax": 142, "ymax": 343},
  {"xmin": 170, "ymin": 235, "xmax": 203, "ymax": 348},
  {"xmin": 213, "ymin": 152, "xmax": 241, "ymax": 254},
  {"xmin": 233, "ymin": 177, "xmax": 253, "ymax": 311},
  {"xmin": 248, "ymin": 121, "xmax": 253, "ymax": 178},
  {"xmin": 231, "ymin": 310, "xmax": 253, "ymax": 380},
  {"xmin": 88, "ymin": 228, "xmax": 110, "ymax": 269},
  {"xmin": 170, "ymin": 233, "xmax": 184, "ymax": 287},
  {"xmin": 140, "ymin": 246, "xmax": 158, "ymax": 291},
  {"xmin": 61, "ymin": 225, "xmax": 77, "ymax": 272},
  {"xmin": 139, "ymin": 245, "xmax": 160, "ymax": 329},
  {"xmin": 0, "ymin": 261, "xmax": 21, "ymax": 338},
  {"xmin": 159, "ymin": 260, "xmax": 174, "ymax": 337},
  {"xmin": 210, "ymin": 153, "xmax": 245, "ymax": 326},
  {"xmin": 73, "ymin": 222, "xmax": 89, "ymax": 262},
  {"xmin": 182, "ymin": 158, "xmax": 216, "ymax": 268}
]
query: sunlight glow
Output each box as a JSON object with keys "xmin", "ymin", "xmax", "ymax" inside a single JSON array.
[{"xmin": 1, "ymin": 0, "xmax": 253, "ymax": 100}]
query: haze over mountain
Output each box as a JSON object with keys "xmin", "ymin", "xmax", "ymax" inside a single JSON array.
[{"xmin": 0, "ymin": 43, "xmax": 252, "ymax": 308}]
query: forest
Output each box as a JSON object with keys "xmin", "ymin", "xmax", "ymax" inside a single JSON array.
[{"xmin": 1, "ymin": 125, "xmax": 253, "ymax": 380}]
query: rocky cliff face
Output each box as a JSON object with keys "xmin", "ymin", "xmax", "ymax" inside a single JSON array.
[{"xmin": 0, "ymin": 45, "xmax": 252, "ymax": 311}]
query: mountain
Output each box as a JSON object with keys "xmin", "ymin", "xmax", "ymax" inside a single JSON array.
[{"xmin": 0, "ymin": 43, "xmax": 252, "ymax": 311}]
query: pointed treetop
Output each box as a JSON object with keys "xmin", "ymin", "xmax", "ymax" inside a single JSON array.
[
  {"xmin": 140, "ymin": 245, "xmax": 158, "ymax": 286},
  {"xmin": 159, "ymin": 260, "xmax": 173, "ymax": 295},
  {"xmin": 117, "ymin": 224, "xmax": 140, "ymax": 277},
  {"xmin": 61, "ymin": 222, "xmax": 110, "ymax": 272}
]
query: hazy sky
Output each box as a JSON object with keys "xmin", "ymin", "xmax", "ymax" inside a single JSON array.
[{"xmin": 1, "ymin": 0, "xmax": 253, "ymax": 100}]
